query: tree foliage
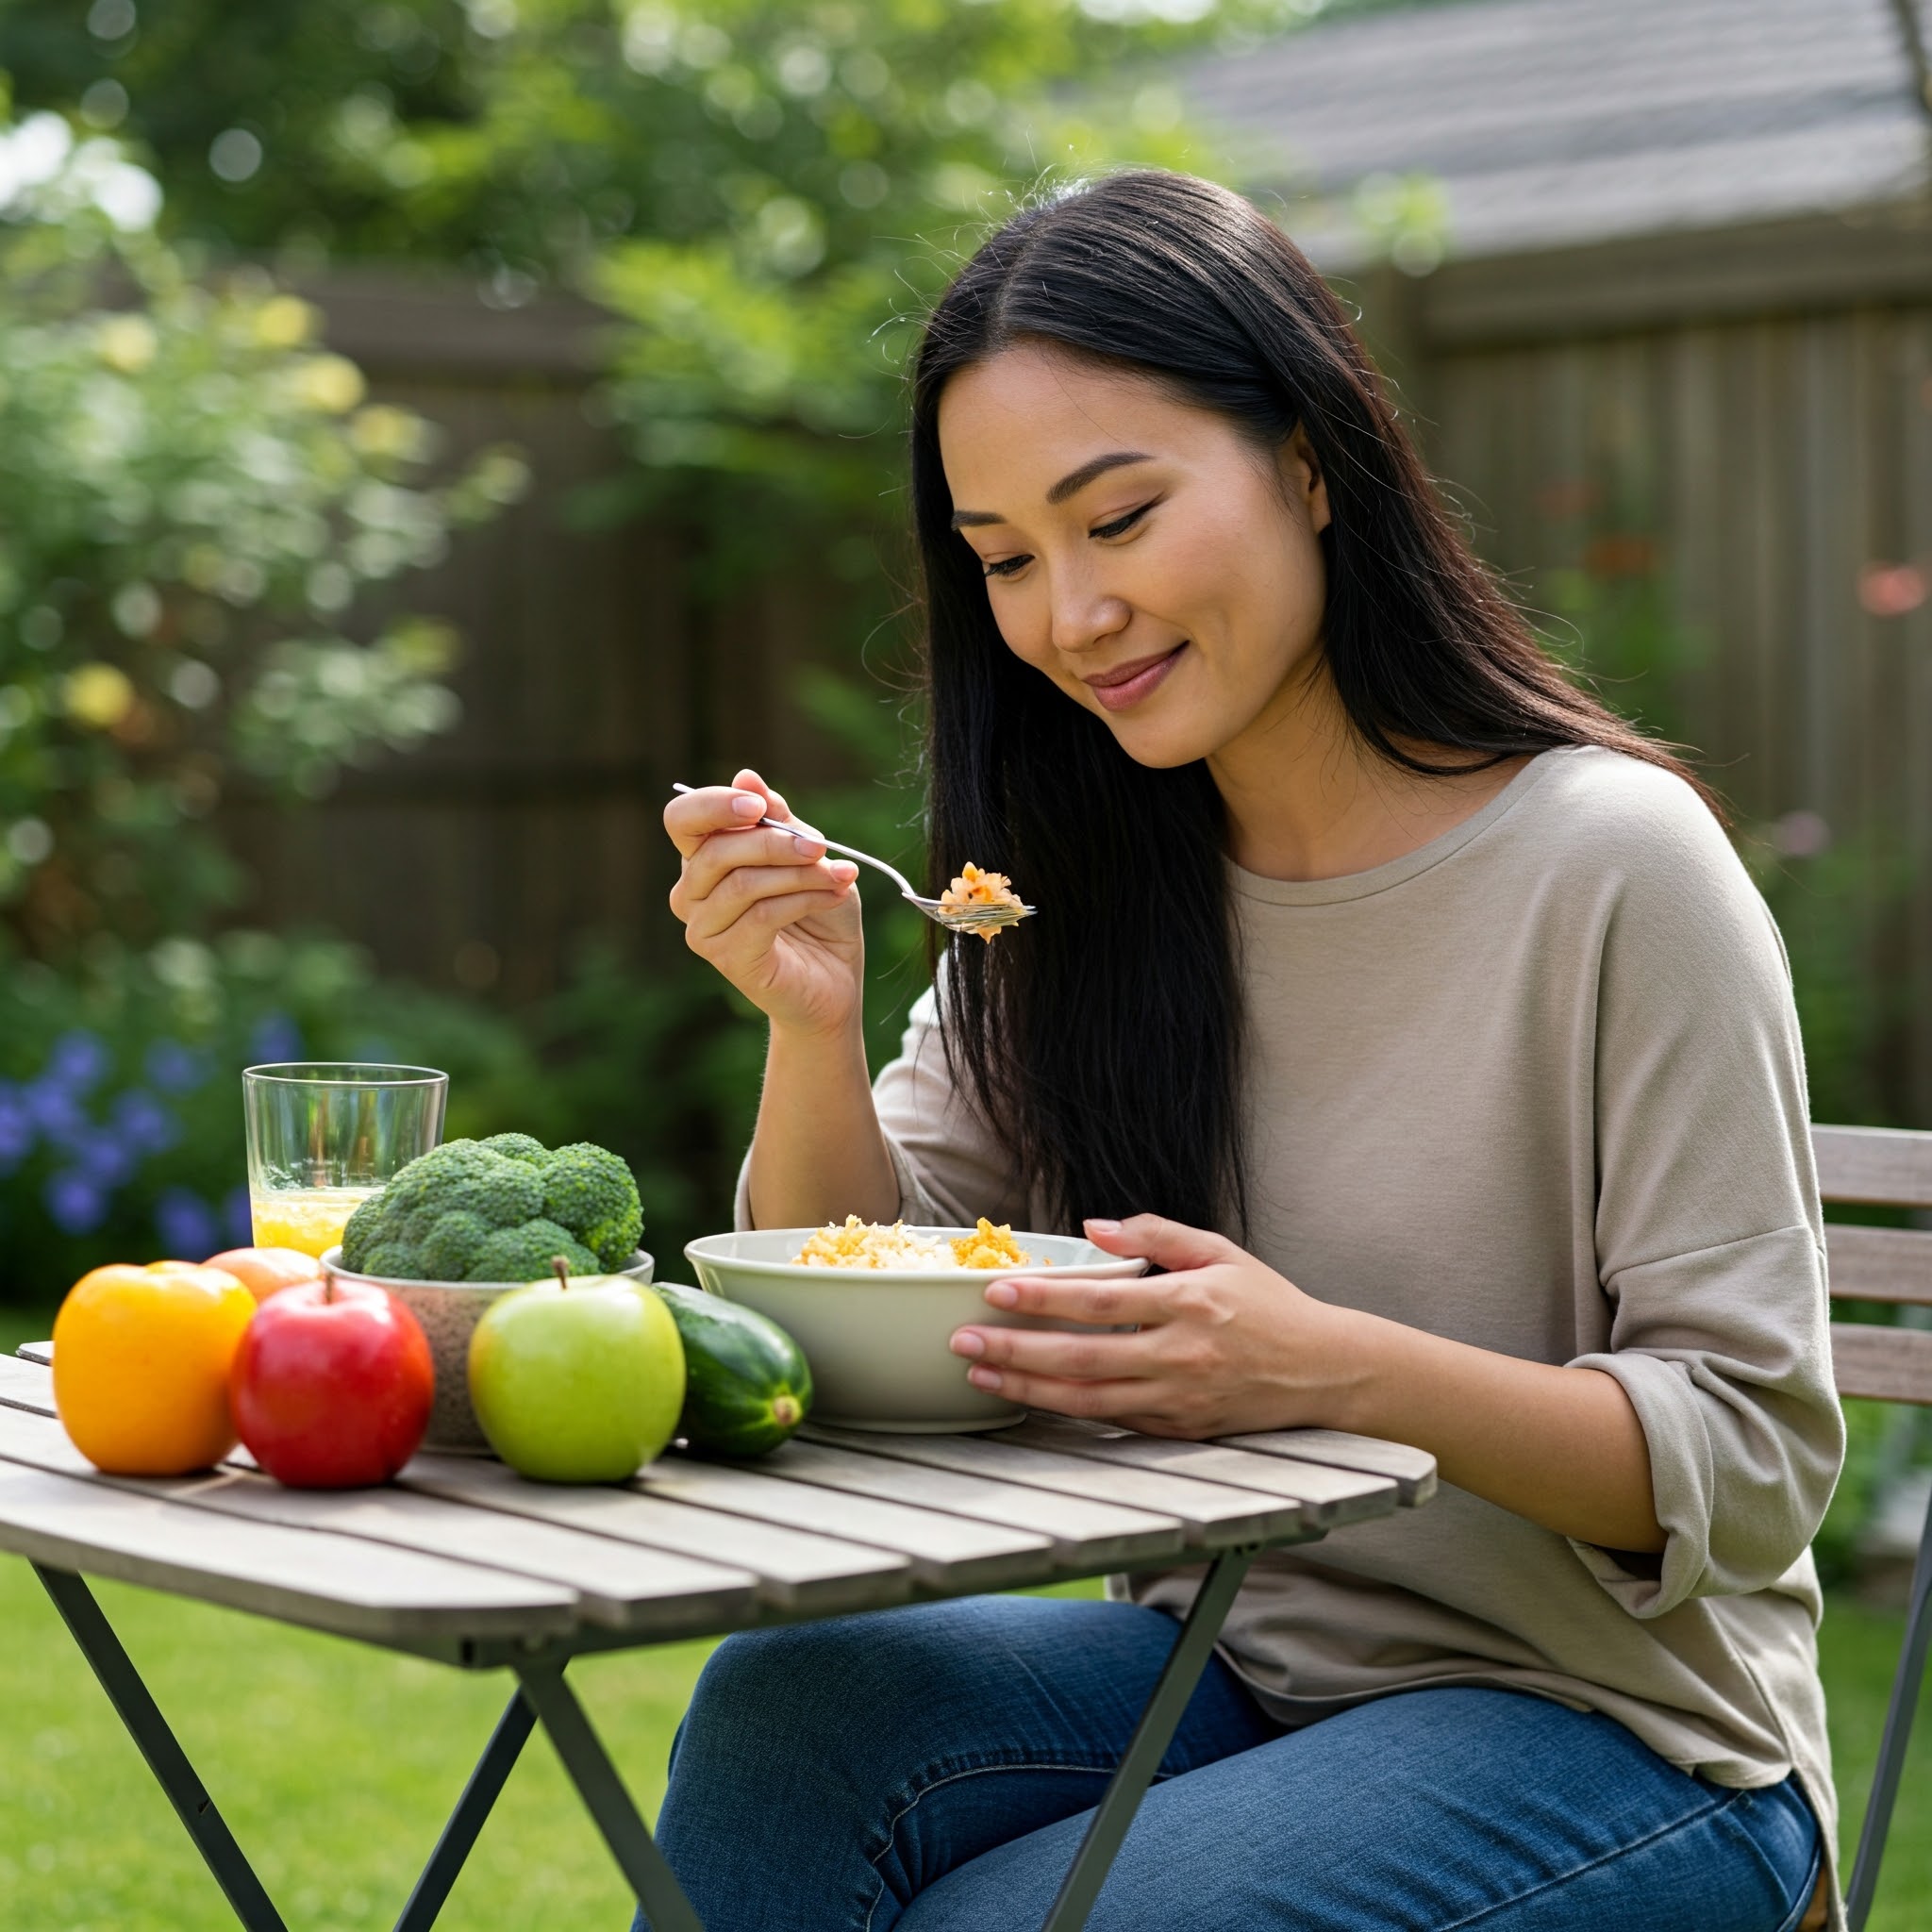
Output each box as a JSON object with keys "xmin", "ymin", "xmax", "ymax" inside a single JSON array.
[
  {"xmin": 0, "ymin": 99, "xmax": 526, "ymax": 959},
  {"xmin": 2, "ymin": 1, "xmax": 1294, "ymax": 513}
]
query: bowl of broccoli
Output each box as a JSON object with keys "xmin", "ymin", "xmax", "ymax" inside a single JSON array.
[{"xmin": 325, "ymin": 1133, "xmax": 651, "ymax": 1451}]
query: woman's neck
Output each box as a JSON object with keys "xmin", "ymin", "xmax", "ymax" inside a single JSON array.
[{"xmin": 1209, "ymin": 655, "xmax": 1530, "ymax": 884}]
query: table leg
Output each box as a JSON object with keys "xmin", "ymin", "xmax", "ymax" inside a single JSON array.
[
  {"xmin": 33, "ymin": 1563, "xmax": 289, "ymax": 1932},
  {"xmin": 514, "ymin": 1657, "xmax": 707, "ymax": 1932},
  {"xmin": 393, "ymin": 1688, "xmax": 536, "ymax": 1932},
  {"xmin": 1040, "ymin": 1545, "xmax": 1258, "ymax": 1932}
]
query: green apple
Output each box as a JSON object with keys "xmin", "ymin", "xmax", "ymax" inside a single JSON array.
[{"xmin": 467, "ymin": 1269, "xmax": 686, "ymax": 1483}]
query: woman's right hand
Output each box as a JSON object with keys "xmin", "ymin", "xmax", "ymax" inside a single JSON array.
[{"xmin": 665, "ymin": 769, "xmax": 865, "ymax": 1040}]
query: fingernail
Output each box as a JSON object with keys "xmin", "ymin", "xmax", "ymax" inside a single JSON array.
[
  {"xmin": 967, "ymin": 1366, "xmax": 1003, "ymax": 1391},
  {"xmin": 792, "ymin": 832, "xmax": 823, "ymax": 857},
  {"xmin": 949, "ymin": 1328, "xmax": 985, "ymax": 1358},
  {"xmin": 984, "ymin": 1282, "xmax": 1018, "ymax": 1308},
  {"xmin": 732, "ymin": 792, "xmax": 763, "ymax": 820},
  {"xmin": 1085, "ymin": 1218, "xmax": 1122, "ymax": 1235}
]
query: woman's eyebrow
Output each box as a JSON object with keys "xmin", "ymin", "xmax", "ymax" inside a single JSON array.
[{"xmin": 949, "ymin": 449, "xmax": 1155, "ymax": 530}]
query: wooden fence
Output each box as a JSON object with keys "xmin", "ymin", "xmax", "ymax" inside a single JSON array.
[
  {"xmin": 225, "ymin": 211, "xmax": 1932, "ymax": 1117},
  {"xmin": 220, "ymin": 273, "xmax": 880, "ymax": 1007},
  {"xmin": 1348, "ymin": 205, "xmax": 1932, "ymax": 1120}
]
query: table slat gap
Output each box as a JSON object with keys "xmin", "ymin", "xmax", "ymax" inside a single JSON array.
[
  {"xmin": 799, "ymin": 1424, "xmax": 1314, "ymax": 1546},
  {"xmin": 0, "ymin": 1460, "xmax": 579, "ymax": 1645},
  {"xmin": 999, "ymin": 1418, "xmax": 1404, "ymax": 1526},
  {"xmin": 0, "ymin": 1405, "xmax": 756, "ymax": 1637},
  {"xmin": 742, "ymin": 1439, "xmax": 1187, "ymax": 1567},
  {"xmin": 398, "ymin": 1454, "xmax": 919, "ymax": 1615},
  {"xmin": 1208, "ymin": 1429, "xmax": 1438, "ymax": 1505},
  {"xmin": 631, "ymin": 1458, "xmax": 1061, "ymax": 1591}
]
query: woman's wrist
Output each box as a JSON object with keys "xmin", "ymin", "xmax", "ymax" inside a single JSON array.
[
  {"xmin": 767, "ymin": 1008, "xmax": 868, "ymax": 1065},
  {"xmin": 1307, "ymin": 1303, "xmax": 1408, "ymax": 1437},
  {"xmin": 750, "ymin": 1014, "xmax": 898, "ymax": 1229}
]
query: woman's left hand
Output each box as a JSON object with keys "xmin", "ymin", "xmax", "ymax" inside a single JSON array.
[{"xmin": 947, "ymin": 1214, "xmax": 1365, "ymax": 1440}]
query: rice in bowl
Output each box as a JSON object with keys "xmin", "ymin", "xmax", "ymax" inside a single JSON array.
[{"xmin": 795, "ymin": 1215, "xmax": 1039, "ymax": 1271}]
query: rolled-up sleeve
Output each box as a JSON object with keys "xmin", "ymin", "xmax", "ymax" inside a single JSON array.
[{"xmin": 1566, "ymin": 786, "xmax": 1843, "ymax": 1618}]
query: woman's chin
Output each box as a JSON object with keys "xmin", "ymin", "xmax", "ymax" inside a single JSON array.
[{"xmin": 1100, "ymin": 713, "xmax": 1224, "ymax": 770}]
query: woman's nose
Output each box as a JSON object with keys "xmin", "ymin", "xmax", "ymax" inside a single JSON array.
[{"xmin": 1048, "ymin": 579, "xmax": 1133, "ymax": 658}]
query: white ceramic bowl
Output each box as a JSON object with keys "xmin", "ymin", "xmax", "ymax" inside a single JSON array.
[
  {"xmin": 321, "ymin": 1246, "xmax": 654, "ymax": 1452},
  {"xmin": 682, "ymin": 1228, "xmax": 1145, "ymax": 1431}
]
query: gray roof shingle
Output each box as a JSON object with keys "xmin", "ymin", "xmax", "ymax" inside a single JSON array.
[{"xmin": 1185, "ymin": 0, "xmax": 1932, "ymax": 265}]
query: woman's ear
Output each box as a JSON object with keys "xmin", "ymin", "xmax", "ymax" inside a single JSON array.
[{"xmin": 1280, "ymin": 425, "xmax": 1332, "ymax": 536}]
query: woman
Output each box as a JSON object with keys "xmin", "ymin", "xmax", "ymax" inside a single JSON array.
[{"xmin": 657, "ymin": 171, "xmax": 1840, "ymax": 1932}]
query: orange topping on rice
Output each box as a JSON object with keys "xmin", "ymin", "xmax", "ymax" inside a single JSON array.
[
  {"xmin": 949, "ymin": 1218, "xmax": 1030, "ymax": 1269},
  {"xmin": 794, "ymin": 1214, "xmax": 1039, "ymax": 1270}
]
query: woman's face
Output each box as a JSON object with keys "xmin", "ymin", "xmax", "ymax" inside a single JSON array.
[{"xmin": 937, "ymin": 343, "xmax": 1331, "ymax": 770}]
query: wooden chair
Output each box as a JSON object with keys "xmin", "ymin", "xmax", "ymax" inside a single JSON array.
[{"xmin": 1816, "ymin": 1124, "xmax": 1932, "ymax": 1930}]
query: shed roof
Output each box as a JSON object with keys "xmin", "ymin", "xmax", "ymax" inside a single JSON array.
[{"xmin": 1186, "ymin": 0, "xmax": 1932, "ymax": 267}]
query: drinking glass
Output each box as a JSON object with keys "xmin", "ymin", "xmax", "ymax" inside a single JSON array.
[{"xmin": 243, "ymin": 1063, "xmax": 447, "ymax": 1257}]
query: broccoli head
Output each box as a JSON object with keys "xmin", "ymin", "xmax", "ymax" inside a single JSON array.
[
  {"xmin": 341, "ymin": 1191, "xmax": 390, "ymax": 1272},
  {"xmin": 541, "ymin": 1141, "xmax": 644, "ymax": 1270},
  {"xmin": 418, "ymin": 1209, "xmax": 491, "ymax": 1281},
  {"xmin": 478, "ymin": 1132, "xmax": 547, "ymax": 1165},
  {"xmin": 441, "ymin": 1160, "xmax": 545, "ymax": 1229},
  {"xmin": 341, "ymin": 1133, "xmax": 642, "ymax": 1281},
  {"xmin": 360, "ymin": 1240, "xmax": 425, "ymax": 1281},
  {"xmin": 382, "ymin": 1140, "xmax": 493, "ymax": 1219},
  {"xmin": 468, "ymin": 1219, "xmax": 598, "ymax": 1283}
]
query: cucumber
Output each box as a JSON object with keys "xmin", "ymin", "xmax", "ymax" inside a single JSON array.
[{"xmin": 654, "ymin": 1282, "xmax": 812, "ymax": 1458}]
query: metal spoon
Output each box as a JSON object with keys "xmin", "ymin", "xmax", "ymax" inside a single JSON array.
[{"xmin": 671, "ymin": 783, "xmax": 1036, "ymax": 936}]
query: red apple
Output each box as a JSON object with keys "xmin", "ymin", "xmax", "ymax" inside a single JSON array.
[{"xmin": 231, "ymin": 1277, "xmax": 434, "ymax": 1489}]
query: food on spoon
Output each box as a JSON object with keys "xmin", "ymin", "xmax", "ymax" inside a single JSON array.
[
  {"xmin": 339, "ymin": 1135, "xmax": 642, "ymax": 1281},
  {"xmin": 794, "ymin": 1215, "xmax": 1036, "ymax": 1270},
  {"xmin": 655, "ymin": 1282, "xmax": 813, "ymax": 1458},
  {"xmin": 938, "ymin": 862, "xmax": 1025, "ymax": 940},
  {"xmin": 53, "ymin": 1260, "xmax": 257, "ymax": 1474},
  {"xmin": 468, "ymin": 1260, "xmax": 686, "ymax": 1483}
]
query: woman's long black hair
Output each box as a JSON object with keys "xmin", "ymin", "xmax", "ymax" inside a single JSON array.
[{"xmin": 910, "ymin": 169, "xmax": 1714, "ymax": 1239}]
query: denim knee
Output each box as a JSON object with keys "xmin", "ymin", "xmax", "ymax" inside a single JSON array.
[{"xmin": 676, "ymin": 1606, "xmax": 975, "ymax": 1788}]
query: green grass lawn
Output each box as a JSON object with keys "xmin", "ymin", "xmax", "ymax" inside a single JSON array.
[{"xmin": 4, "ymin": 1299, "xmax": 1929, "ymax": 1931}]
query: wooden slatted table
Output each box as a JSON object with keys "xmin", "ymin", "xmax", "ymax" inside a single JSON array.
[{"xmin": 0, "ymin": 1345, "xmax": 1432, "ymax": 1932}]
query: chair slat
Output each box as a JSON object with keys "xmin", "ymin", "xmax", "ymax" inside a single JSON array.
[
  {"xmin": 1814, "ymin": 1126, "xmax": 1932, "ymax": 1210},
  {"xmin": 1827, "ymin": 1225, "xmax": 1932, "ymax": 1307},
  {"xmin": 1832, "ymin": 1323, "xmax": 1932, "ymax": 1407}
]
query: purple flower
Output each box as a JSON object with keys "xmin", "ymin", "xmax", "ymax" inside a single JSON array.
[
  {"xmin": 109, "ymin": 1088, "xmax": 179, "ymax": 1156},
  {"xmin": 44, "ymin": 1170, "xmax": 108, "ymax": 1237},
  {"xmin": 45, "ymin": 1030, "xmax": 109, "ymax": 1094},
  {"xmin": 144, "ymin": 1040, "xmax": 211, "ymax": 1094},
  {"xmin": 247, "ymin": 1013, "xmax": 303, "ymax": 1067},
  {"xmin": 0, "ymin": 1084, "xmax": 33, "ymax": 1173},
  {"xmin": 155, "ymin": 1187, "xmax": 221, "ymax": 1261},
  {"xmin": 222, "ymin": 1186, "xmax": 254, "ymax": 1249},
  {"xmin": 26, "ymin": 1080, "xmax": 86, "ymax": 1148},
  {"xmin": 75, "ymin": 1130, "xmax": 135, "ymax": 1190}
]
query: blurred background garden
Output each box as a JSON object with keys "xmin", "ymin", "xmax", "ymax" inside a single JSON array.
[{"xmin": 1, "ymin": 0, "xmax": 1929, "ymax": 1924}]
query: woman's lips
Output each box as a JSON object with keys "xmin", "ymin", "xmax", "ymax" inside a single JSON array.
[{"xmin": 1085, "ymin": 642, "xmax": 1187, "ymax": 712}]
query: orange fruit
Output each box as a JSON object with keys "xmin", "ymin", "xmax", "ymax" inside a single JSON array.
[
  {"xmin": 204, "ymin": 1245, "xmax": 324, "ymax": 1303},
  {"xmin": 53, "ymin": 1261, "xmax": 258, "ymax": 1474}
]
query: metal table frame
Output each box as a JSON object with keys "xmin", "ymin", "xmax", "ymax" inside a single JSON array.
[{"xmin": 33, "ymin": 1542, "xmax": 1260, "ymax": 1932}]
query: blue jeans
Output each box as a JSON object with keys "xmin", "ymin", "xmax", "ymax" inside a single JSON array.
[{"xmin": 636, "ymin": 1594, "xmax": 1821, "ymax": 1931}]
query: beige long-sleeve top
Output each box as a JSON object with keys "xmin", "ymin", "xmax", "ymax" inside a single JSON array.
[{"xmin": 742, "ymin": 745, "xmax": 1846, "ymax": 1907}]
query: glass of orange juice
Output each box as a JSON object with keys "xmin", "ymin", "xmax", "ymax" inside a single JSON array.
[{"xmin": 242, "ymin": 1063, "xmax": 447, "ymax": 1258}]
